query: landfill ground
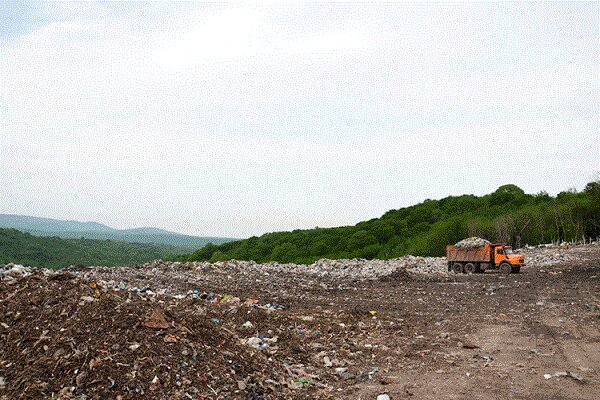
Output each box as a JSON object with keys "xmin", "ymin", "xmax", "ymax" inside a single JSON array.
[{"xmin": 1, "ymin": 244, "xmax": 599, "ymax": 400}]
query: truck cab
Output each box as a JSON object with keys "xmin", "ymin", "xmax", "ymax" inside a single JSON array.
[{"xmin": 494, "ymin": 245, "xmax": 525, "ymax": 273}]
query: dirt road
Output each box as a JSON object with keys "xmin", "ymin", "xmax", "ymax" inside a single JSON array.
[{"xmin": 1, "ymin": 245, "xmax": 598, "ymax": 399}]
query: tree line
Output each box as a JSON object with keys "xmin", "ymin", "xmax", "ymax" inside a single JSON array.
[{"xmin": 180, "ymin": 181, "xmax": 600, "ymax": 264}]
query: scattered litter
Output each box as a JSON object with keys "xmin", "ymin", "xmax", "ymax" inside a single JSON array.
[
  {"xmin": 356, "ymin": 367, "xmax": 380, "ymax": 382},
  {"xmin": 144, "ymin": 310, "xmax": 170, "ymax": 329},
  {"xmin": 164, "ymin": 334, "xmax": 178, "ymax": 343},
  {"xmin": 149, "ymin": 375, "xmax": 160, "ymax": 391},
  {"xmin": 264, "ymin": 303, "xmax": 287, "ymax": 311},
  {"xmin": 295, "ymin": 377, "xmax": 310, "ymax": 385},
  {"xmin": 0, "ymin": 242, "xmax": 596, "ymax": 399},
  {"xmin": 544, "ymin": 371, "xmax": 585, "ymax": 382}
]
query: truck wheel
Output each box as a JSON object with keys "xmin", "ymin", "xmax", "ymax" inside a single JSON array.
[
  {"xmin": 464, "ymin": 263, "xmax": 475, "ymax": 274},
  {"xmin": 452, "ymin": 263, "xmax": 464, "ymax": 274},
  {"xmin": 511, "ymin": 266, "xmax": 521, "ymax": 274},
  {"xmin": 499, "ymin": 262, "xmax": 511, "ymax": 274}
]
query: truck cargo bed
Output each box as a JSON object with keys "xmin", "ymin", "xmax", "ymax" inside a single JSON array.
[{"xmin": 446, "ymin": 245, "xmax": 491, "ymax": 263}]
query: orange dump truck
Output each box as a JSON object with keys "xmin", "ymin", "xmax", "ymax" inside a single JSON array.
[{"xmin": 446, "ymin": 243, "xmax": 524, "ymax": 274}]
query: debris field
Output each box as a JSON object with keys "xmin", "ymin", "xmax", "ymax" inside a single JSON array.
[{"xmin": 1, "ymin": 244, "xmax": 599, "ymax": 399}]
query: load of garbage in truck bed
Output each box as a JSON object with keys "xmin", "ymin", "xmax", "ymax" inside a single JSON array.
[{"xmin": 454, "ymin": 237, "xmax": 492, "ymax": 249}]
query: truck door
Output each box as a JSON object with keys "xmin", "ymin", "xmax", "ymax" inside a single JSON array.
[{"xmin": 494, "ymin": 247, "xmax": 506, "ymax": 266}]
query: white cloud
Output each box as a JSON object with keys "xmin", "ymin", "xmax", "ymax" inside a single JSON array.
[
  {"xmin": 292, "ymin": 28, "xmax": 374, "ymax": 53},
  {"xmin": 1, "ymin": 2, "xmax": 597, "ymax": 237},
  {"xmin": 154, "ymin": 8, "xmax": 262, "ymax": 68}
]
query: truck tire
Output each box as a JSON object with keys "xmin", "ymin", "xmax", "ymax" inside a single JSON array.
[
  {"xmin": 511, "ymin": 266, "xmax": 521, "ymax": 274},
  {"xmin": 452, "ymin": 263, "xmax": 464, "ymax": 274},
  {"xmin": 464, "ymin": 263, "xmax": 475, "ymax": 274},
  {"xmin": 499, "ymin": 262, "xmax": 511, "ymax": 274}
]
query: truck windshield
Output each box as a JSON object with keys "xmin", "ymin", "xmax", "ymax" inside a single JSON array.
[{"xmin": 504, "ymin": 247, "xmax": 513, "ymax": 254}]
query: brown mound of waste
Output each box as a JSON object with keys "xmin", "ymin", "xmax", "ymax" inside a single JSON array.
[{"xmin": 0, "ymin": 274, "xmax": 295, "ymax": 400}]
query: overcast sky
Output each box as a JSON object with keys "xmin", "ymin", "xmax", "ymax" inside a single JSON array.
[{"xmin": 1, "ymin": 1, "xmax": 598, "ymax": 238}]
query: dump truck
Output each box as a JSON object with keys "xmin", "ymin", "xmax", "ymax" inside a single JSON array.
[{"xmin": 446, "ymin": 243, "xmax": 524, "ymax": 274}]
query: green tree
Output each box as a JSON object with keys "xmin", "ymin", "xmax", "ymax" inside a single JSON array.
[
  {"xmin": 346, "ymin": 230, "xmax": 377, "ymax": 251},
  {"xmin": 270, "ymin": 242, "xmax": 299, "ymax": 263}
]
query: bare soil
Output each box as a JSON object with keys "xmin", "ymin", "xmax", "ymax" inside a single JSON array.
[{"xmin": 1, "ymin": 246, "xmax": 598, "ymax": 399}]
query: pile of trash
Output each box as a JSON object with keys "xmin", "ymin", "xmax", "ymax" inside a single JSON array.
[
  {"xmin": 455, "ymin": 237, "xmax": 491, "ymax": 248},
  {"xmin": 302, "ymin": 256, "xmax": 446, "ymax": 278},
  {"xmin": 0, "ymin": 265, "xmax": 431, "ymax": 399},
  {"xmin": 515, "ymin": 241, "xmax": 600, "ymax": 267},
  {"xmin": 225, "ymin": 256, "xmax": 448, "ymax": 278},
  {"xmin": 3, "ymin": 254, "xmax": 449, "ymax": 304},
  {"xmin": 0, "ymin": 263, "xmax": 34, "ymax": 281},
  {"xmin": 518, "ymin": 248, "xmax": 573, "ymax": 267},
  {"xmin": 50, "ymin": 256, "xmax": 449, "ymax": 302},
  {"xmin": 400, "ymin": 255, "xmax": 447, "ymax": 274},
  {"xmin": 0, "ymin": 273, "xmax": 302, "ymax": 399}
]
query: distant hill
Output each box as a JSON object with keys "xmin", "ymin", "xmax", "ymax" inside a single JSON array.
[
  {"xmin": 180, "ymin": 182, "xmax": 600, "ymax": 264},
  {"xmin": 120, "ymin": 227, "xmax": 174, "ymax": 235},
  {"xmin": 0, "ymin": 214, "xmax": 113, "ymax": 233},
  {"xmin": 0, "ymin": 214, "xmax": 236, "ymax": 251},
  {"xmin": 0, "ymin": 228, "xmax": 186, "ymax": 269}
]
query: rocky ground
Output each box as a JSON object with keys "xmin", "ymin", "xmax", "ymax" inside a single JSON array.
[{"xmin": 0, "ymin": 244, "xmax": 598, "ymax": 399}]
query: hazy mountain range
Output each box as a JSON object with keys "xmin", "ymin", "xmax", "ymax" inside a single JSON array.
[{"xmin": 0, "ymin": 214, "xmax": 236, "ymax": 251}]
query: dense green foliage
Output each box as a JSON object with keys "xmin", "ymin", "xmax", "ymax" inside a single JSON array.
[
  {"xmin": 0, "ymin": 228, "xmax": 188, "ymax": 269},
  {"xmin": 0, "ymin": 214, "xmax": 236, "ymax": 251},
  {"xmin": 181, "ymin": 182, "xmax": 600, "ymax": 264}
]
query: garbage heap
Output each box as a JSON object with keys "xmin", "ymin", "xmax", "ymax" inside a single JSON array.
[
  {"xmin": 0, "ymin": 263, "xmax": 34, "ymax": 281},
  {"xmin": 0, "ymin": 271, "xmax": 298, "ymax": 399},
  {"xmin": 1, "ymin": 256, "xmax": 450, "ymax": 289},
  {"xmin": 517, "ymin": 248, "xmax": 573, "ymax": 267},
  {"xmin": 454, "ymin": 237, "xmax": 491, "ymax": 248},
  {"xmin": 202, "ymin": 256, "xmax": 447, "ymax": 279}
]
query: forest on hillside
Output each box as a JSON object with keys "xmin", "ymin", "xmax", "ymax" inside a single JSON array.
[
  {"xmin": 181, "ymin": 182, "xmax": 600, "ymax": 264},
  {"xmin": 0, "ymin": 229, "xmax": 186, "ymax": 268}
]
